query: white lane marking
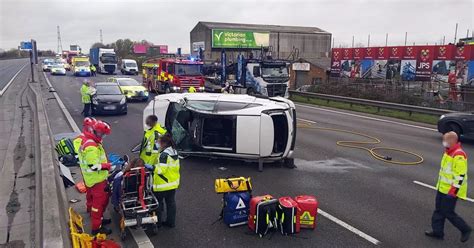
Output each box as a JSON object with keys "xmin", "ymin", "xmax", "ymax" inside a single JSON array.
[
  {"xmin": 43, "ymin": 72, "xmax": 153, "ymax": 246},
  {"xmin": 413, "ymin": 180, "xmax": 474, "ymax": 203},
  {"xmin": 43, "ymin": 72, "xmax": 81, "ymax": 133},
  {"xmin": 0, "ymin": 63, "xmax": 28, "ymax": 96},
  {"xmin": 129, "ymin": 228, "xmax": 154, "ymax": 248},
  {"xmin": 319, "ymin": 208, "xmax": 381, "ymax": 245},
  {"xmin": 297, "ymin": 117, "xmax": 317, "ymax": 124},
  {"xmin": 296, "ymin": 103, "xmax": 438, "ymax": 132}
]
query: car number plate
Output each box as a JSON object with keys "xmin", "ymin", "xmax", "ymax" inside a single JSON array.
[{"xmin": 104, "ymin": 105, "xmax": 116, "ymax": 110}]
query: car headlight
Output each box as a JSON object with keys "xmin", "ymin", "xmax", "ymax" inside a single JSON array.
[
  {"xmin": 439, "ymin": 115, "xmax": 445, "ymax": 120},
  {"xmin": 92, "ymin": 98, "xmax": 98, "ymax": 105},
  {"xmin": 172, "ymin": 86, "xmax": 180, "ymax": 91},
  {"xmin": 120, "ymin": 97, "xmax": 126, "ymax": 104},
  {"xmin": 199, "ymin": 86, "xmax": 205, "ymax": 91}
]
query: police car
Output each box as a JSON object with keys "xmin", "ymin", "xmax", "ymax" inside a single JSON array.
[{"xmin": 142, "ymin": 93, "xmax": 296, "ymax": 170}]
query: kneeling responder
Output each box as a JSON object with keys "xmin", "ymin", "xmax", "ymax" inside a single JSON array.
[
  {"xmin": 148, "ymin": 133, "xmax": 180, "ymax": 228},
  {"xmin": 140, "ymin": 115, "xmax": 167, "ymax": 166},
  {"xmin": 78, "ymin": 120, "xmax": 113, "ymax": 235}
]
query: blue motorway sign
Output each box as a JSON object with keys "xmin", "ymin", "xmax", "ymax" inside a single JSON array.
[{"xmin": 20, "ymin": 41, "xmax": 32, "ymax": 50}]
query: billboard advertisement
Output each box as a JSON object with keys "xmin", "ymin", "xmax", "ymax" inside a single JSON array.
[
  {"xmin": 330, "ymin": 48, "xmax": 342, "ymax": 77},
  {"xmin": 133, "ymin": 44, "xmax": 147, "ymax": 54},
  {"xmin": 211, "ymin": 29, "xmax": 269, "ymax": 48},
  {"xmin": 415, "ymin": 46, "xmax": 434, "ymax": 81}
]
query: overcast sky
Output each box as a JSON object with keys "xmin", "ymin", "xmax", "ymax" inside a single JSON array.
[{"xmin": 1, "ymin": 0, "xmax": 472, "ymax": 53}]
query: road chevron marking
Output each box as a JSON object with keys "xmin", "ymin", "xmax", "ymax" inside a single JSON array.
[
  {"xmin": 319, "ymin": 208, "xmax": 381, "ymax": 245},
  {"xmin": 413, "ymin": 180, "xmax": 474, "ymax": 203}
]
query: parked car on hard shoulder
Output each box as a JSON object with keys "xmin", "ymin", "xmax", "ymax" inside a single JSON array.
[
  {"xmin": 107, "ymin": 77, "xmax": 149, "ymax": 102},
  {"xmin": 91, "ymin": 82, "xmax": 127, "ymax": 115},
  {"xmin": 142, "ymin": 93, "xmax": 296, "ymax": 171},
  {"xmin": 120, "ymin": 59, "xmax": 139, "ymax": 75}
]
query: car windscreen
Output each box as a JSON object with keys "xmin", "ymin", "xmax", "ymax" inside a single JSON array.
[
  {"xmin": 96, "ymin": 85, "xmax": 122, "ymax": 95},
  {"xmin": 75, "ymin": 61, "xmax": 90, "ymax": 67},
  {"xmin": 52, "ymin": 64, "xmax": 64, "ymax": 68},
  {"xmin": 117, "ymin": 79, "xmax": 139, "ymax": 86},
  {"xmin": 125, "ymin": 62, "xmax": 137, "ymax": 67},
  {"xmin": 175, "ymin": 64, "xmax": 202, "ymax": 76},
  {"xmin": 261, "ymin": 66, "xmax": 289, "ymax": 78}
]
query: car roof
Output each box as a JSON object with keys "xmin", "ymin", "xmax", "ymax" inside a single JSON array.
[
  {"xmin": 109, "ymin": 77, "xmax": 138, "ymax": 81},
  {"xmin": 95, "ymin": 82, "xmax": 119, "ymax": 86},
  {"xmin": 154, "ymin": 93, "xmax": 293, "ymax": 111},
  {"xmin": 122, "ymin": 59, "xmax": 136, "ymax": 62}
]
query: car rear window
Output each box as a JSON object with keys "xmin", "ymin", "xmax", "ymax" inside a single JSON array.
[{"xmin": 96, "ymin": 85, "xmax": 122, "ymax": 95}]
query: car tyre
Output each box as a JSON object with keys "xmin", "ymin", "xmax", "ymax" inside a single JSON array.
[{"xmin": 447, "ymin": 123, "xmax": 462, "ymax": 136}]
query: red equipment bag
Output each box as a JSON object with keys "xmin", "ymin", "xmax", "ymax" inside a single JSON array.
[
  {"xmin": 248, "ymin": 195, "xmax": 279, "ymax": 237},
  {"xmin": 277, "ymin": 197, "xmax": 300, "ymax": 234},
  {"xmin": 92, "ymin": 239, "xmax": 121, "ymax": 248},
  {"xmin": 294, "ymin": 195, "xmax": 318, "ymax": 229}
]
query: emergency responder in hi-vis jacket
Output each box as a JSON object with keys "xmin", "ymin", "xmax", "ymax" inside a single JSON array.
[
  {"xmin": 140, "ymin": 115, "xmax": 167, "ymax": 166},
  {"xmin": 425, "ymin": 131, "xmax": 471, "ymax": 242},
  {"xmin": 78, "ymin": 120, "xmax": 113, "ymax": 235},
  {"xmin": 147, "ymin": 133, "xmax": 180, "ymax": 228},
  {"xmin": 81, "ymin": 80, "xmax": 94, "ymax": 117},
  {"xmin": 73, "ymin": 117, "xmax": 97, "ymax": 155}
]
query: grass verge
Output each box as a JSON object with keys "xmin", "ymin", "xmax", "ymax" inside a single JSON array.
[{"xmin": 291, "ymin": 94, "xmax": 439, "ymax": 125}]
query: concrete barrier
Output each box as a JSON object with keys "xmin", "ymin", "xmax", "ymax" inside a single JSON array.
[{"xmin": 27, "ymin": 81, "xmax": 70, "ymax": 247}]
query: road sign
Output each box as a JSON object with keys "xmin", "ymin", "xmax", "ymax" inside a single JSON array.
[
  {"xmin": 20, "ymin": 41, "xmax": 32, "ymax": 50},
  {"xmin": 292, "ymin": 62, "xmax": 310, "ymax": 71}
]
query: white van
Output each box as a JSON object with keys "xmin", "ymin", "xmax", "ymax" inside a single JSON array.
[
  {"xmin": 142, "ymin": 93, "xmax": 296, "ymax": 171},
  {"xmin": 121, "ymin": 59, "xmax": 138, "ymax": 75}
]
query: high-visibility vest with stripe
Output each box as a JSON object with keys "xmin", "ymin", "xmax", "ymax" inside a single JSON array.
[
  {"xmin": 152, "ymin": 147, "xmax": 180, "ymax": 192},
  {"xmin": 437, "ymin": 144, "xmax": 468, "ymax": 199},
  {"xmin": 139, "ymin": 124, "xmax": 167, "ymax": 165},
  {"xmin": 81, "ymin": 85, "xmax": 91, "ymax": 104},
  {"xmin": 78, "ymin": 139, "xmax": 108, "ymax": 188}
]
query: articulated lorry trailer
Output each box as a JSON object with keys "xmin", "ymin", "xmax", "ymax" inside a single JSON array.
[{"xmin": 89, "ymin": 48, "xmax": 117, "ymax": 74}]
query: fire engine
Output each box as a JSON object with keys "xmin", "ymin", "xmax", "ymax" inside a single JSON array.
[{"xmin": 142, "ymin": 56, "xmax": 205, "ymax": 93}]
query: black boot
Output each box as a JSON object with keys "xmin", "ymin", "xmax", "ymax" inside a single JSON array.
[
  {"xmin": 425, "ymin": 230, "xmax": 443, "ymax": 240},
  {"xmin": 461, "ymin": 229, "xmax": 471, "ymax": 243},
  {"xmin": 92, "ymin": 226, "xmax": 112, "ymax": 236},
  {"xmin": 102, "ymin": 218, "xmax": 112, "ymax": 225}
]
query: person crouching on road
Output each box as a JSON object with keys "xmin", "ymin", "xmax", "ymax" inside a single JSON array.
[
  {"xmin": 139, "ymin": 115, "xmax": 167, "ymax": 166},
  {"xmin": 78, "ymin": 120, "xmax": 113, "ymax": 235},
  {"xmin": 81, "ymin": 80, "xmax": 94, "ymax": 117},
  {"xmin": 148, "ymin": 133, "xmax": 180, "ymax": 228},
  {"xmin": 425, "ymin": 131, "xmax": 471, "ymax": 242}
]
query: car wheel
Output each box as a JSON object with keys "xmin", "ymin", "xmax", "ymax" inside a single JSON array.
[{"xmin": 447, "ymin": 123, "xmax": 462, "ymax": 136}]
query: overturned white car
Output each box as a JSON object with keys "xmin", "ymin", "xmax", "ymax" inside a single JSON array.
[{"xmin": 142, "ymin": 93, "xmax": 296, "ymax": 171}]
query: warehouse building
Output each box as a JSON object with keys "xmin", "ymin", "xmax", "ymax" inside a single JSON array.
[{"xmin": 190, "ymin": 21, "xmax": 331, "ymax": 63}]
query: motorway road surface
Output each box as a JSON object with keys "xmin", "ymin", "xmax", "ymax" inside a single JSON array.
[
  {"xmin": 42, "ymin": 69, "xmax": 474, "ymax": 248},
  {"xmin": 0, "ymin": 59, "xmax": 29, "ymax": 90}
]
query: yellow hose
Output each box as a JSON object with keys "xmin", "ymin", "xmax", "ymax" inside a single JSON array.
[{"xmin": 298, "ymin": 122, "xmax": 424, "ymax": 165}]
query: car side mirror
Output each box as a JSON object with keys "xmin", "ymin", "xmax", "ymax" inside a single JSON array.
[{"xmin": 253, "ymin": 66, "xmax": 260, "ymax": 77}]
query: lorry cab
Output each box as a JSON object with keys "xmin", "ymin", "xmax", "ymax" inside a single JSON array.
[
  {"xmin": 142, "ymin": 93, "xmax": 296, "ymax": 170},
  {"xmin": 244, "ymin": 60, "xmax": 290, "ymax": 98},
  {"xmin": 121, "ymin": 59, "xmax": 138, "ymax": 75},
  {"xmin": 71, "ymin": 56, "xmax": 91, "ymax": 76}
]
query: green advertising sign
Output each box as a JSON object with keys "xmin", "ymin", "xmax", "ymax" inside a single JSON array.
[{"xmin": 211, "ymin": 29, "xmax": 270, "ymax": 49}]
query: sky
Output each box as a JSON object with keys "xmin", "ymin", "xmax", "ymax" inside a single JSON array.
[{"xmin": 0, "ymin": 0, "xmax": 473, "ymax": 53}]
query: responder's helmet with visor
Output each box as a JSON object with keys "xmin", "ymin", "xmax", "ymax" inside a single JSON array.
[
  {"xmin": 82, "ymin": 117, "xmax": 97, "ymax": 133},
  {"xmin": 92, "ymin": 120, "xmax": 111, "ymax": 142}
]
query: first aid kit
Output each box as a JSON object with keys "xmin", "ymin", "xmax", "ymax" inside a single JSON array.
[
  {"xmin": 222, "ymin": 191, "xmax": 251, "ymax": 227},
  {"xmin": 248, "ymin": 195, "xmax": 279, "ymax": 237},
  {"xmin": 278, "ymin": 196, "xmax": 300, "ymax": 235},
  {"xmin": 295, "ymin": 195, "xmax": 318, "ymax": 229},
  {"xmin": 215, "ymin": 177, "xmax": 252, "ymax": 193}
]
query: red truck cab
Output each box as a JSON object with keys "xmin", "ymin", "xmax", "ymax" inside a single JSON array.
[{"xmin": 142, "ymin": 57, "xmax": 205, "ymax": 94}]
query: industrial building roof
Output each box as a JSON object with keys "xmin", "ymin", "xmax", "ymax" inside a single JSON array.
[{"xmin": 197, "ymin": 21, "xmax": 330, "ymax": 34}]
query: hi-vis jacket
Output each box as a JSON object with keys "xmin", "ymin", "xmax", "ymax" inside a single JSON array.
[
  {"xmin": 78, "ymin": 139, "xmax": 109, "ymax": 188},
  {"xmin": 139, "ymin": 124, "xmax": 167, "ymax": 165},
  {"xmin": 437, "ymin": 143, "xmax": 468, "ymax": 199},
  {"xmin": 81, "ymin": 84, "xmax": 92, "ymax": 104},
  {"xmin": 152, "ymin": 147, "xmax": 180, "ymax": 192}
]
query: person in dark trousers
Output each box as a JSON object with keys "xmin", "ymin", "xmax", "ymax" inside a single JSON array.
[
  {"xmin": 81, "ymin": 80, "xmax": 93, "ymax": 117},
  {"xmin": 147, "ymin": 133, "xmax": 180, "ymax": 228},
  {"xmin": 425, "ymin": 131, "xmax": 471, "ymax": 242}
]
